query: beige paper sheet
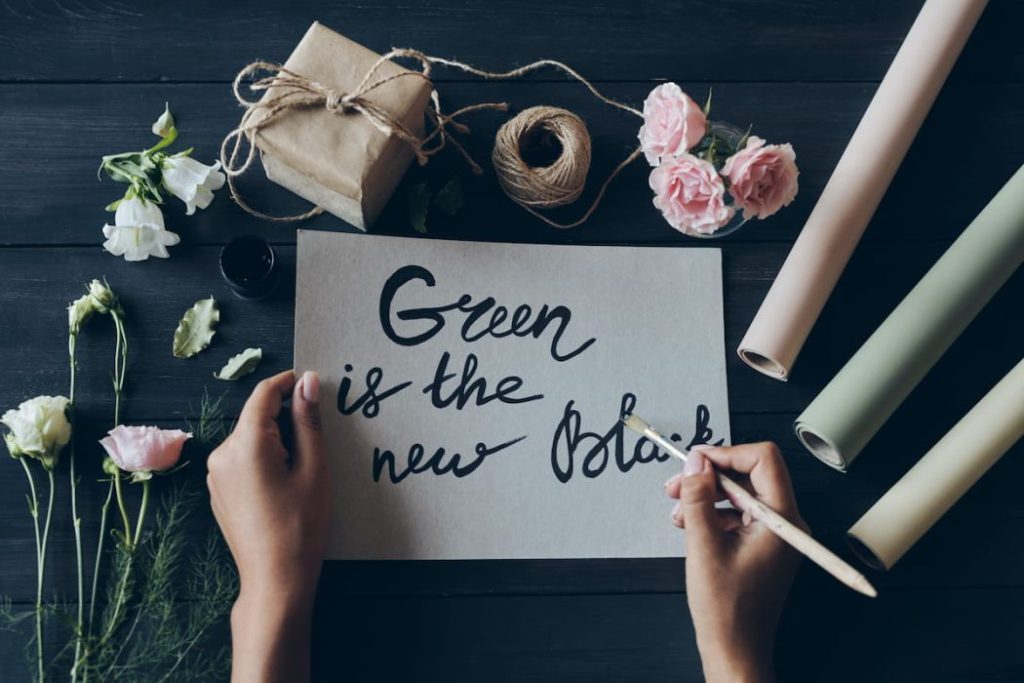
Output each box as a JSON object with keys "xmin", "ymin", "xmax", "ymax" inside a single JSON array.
[
  {"xmin": 737, "ymin": 0, "xmax": 988, "ymax": 380},
  {"xmin": 848, "ymin": 359, "xmax": 1024, "ymax": 570},
  {"xmin": 294, "ymin": 231, "xmax": 732, "ymax": 560}
]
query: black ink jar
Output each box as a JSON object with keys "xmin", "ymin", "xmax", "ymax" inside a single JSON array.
[{"xmin": 220, "ymin": 236, "xmax": 278, "ymax": 300}]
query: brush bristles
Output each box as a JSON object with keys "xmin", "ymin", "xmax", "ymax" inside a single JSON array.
[{"xmin": 621, "ymin": 413, "xmax": 651, "ymax": 435}]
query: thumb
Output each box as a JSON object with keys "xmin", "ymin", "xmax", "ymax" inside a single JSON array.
[
  {"xmin": 678, "ymin": 450, "xmax": 726, "ymax": 558},
  {"xmin": 291, "ymin": 370, "xmax": 326, "ymax": 476}
]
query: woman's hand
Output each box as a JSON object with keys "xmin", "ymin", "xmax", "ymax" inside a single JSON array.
[
  {"xmin": 207, "ymin": 370, "xmax": 331, "ymax": 683},
  {"xmin": 665, "ymin": 442, "xmax": 804, "ymax": 683}
]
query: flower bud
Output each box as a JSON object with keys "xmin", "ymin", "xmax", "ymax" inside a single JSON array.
[
  {"xmin": 68, "ymin": 294, "xmax": 97, "ymax": 335},
  {"xmin": 152, "ymin": 103, "xmax": 176, "ymax": 139},
  {"xmin": 101, "ymin": 456, "xmax": 120, "ymax": 477},
  {"xmin": 87, "ymin": 279, "xmax": 119, "ymax": 314}
]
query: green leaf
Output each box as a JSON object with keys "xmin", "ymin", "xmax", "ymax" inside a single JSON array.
[
  {"xmin": 172, "ymin": 297, "xmax": 220, "ymax": 359},
  {"xmin": 408, "ymin": 181, "xmax": 430, "ymax": 234},
  {"xmin": 213, "ymin": 347, "xmax": 263, "ymax": 381},
  {"xmin": 702, "ymin": 88, "xmax": 713, "ymax": 117},
  {"xmin": 433, "ymin": 175, "xmax": 464, "ymax": 216}
]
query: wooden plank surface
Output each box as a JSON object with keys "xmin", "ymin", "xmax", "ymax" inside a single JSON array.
[
  {"xmin": 0, "ymin": 0, "xmax": 1022, "ymax": 83},
  {"xmin": 5, "ymin": 587, "xmax": 1022, "ymax": 682},
  {"xmin": 1, "ymin": 0, "xmax": 1023, "ymax": 680}
]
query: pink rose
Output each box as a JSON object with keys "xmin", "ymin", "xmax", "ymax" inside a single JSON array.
[
  {"xmin": 638, "ymin": 83, "xmax": 707, "ymax": 166},
  {"xmin": 100, "ymin": 425, "xmax": 191, "ymax": 474},
  {"xmin": 649, "ymin": 154, "xmax": 734, "ymax": 235},
  {"xmin": 721, "ymin": 136, "xmax": 799, "ymax": 220}
]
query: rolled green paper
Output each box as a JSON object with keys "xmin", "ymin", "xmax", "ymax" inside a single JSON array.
[
  {"xmin": 795, "ymin": 165, "xmax": 1024, "ymax": 471},
  {"xmin": 848, "ymin": 359, "xmax": 1024, "ymax": 570}
]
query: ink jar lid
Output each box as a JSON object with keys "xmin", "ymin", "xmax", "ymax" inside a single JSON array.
[{"xmin": 220, "ymin": 236, "xmax": 278, "ymax": 300}]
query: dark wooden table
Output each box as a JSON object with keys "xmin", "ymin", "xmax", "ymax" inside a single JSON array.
[{"xmin": 2, "ymin": 1, "xmax": 1022, "ymax": 680}]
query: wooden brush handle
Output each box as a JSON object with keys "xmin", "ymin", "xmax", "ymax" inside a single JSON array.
[{"xmin": 715, "ymin": 471, "xmax": 875, "ymax": 596}]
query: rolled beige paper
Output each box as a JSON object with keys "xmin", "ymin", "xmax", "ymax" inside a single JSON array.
[
  {"xmin": 794, "ymin": 164, "xmax": 1024, "ymax": 471},
  {"xmin": 847, "ymin": 359, "xmax": 1024, "ymax": 570},
  {"xmin": 737, "ymin": 0, "xmax": 988, "ymax": 380}
]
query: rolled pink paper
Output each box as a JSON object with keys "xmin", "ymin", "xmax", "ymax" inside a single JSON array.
[{"xmin": 737, "ymin": 0, "xmax": 988, "ymax": 381}]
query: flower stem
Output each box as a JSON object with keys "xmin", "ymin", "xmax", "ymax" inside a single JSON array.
[
  {"xmin": 132, "ymin": 480, "xmax": 150, "ymax": 547},
  {"xmin": 87, "ymin": 483, "xmax": 113, "ymax": 625},
  {"xmin": 110, "ymin": 313, "xmax": 132, "ymax": 549},
  {"xmin": 112, "ymin": 473, "xmax": 132, "ymax": 551},
  {"xmin": 112, "ymin": 317, "xmax": 123, "ymax": 426},
  {"xmin": 19, "ymin": 458, "xmax": 44, "ymax": 683},
  {"xmin": 68, "ymin": 335, "xmax": 85, "ymax": 683},
  {"xmin": 82, "ymin": 481, "xmax": 113, "ymax": 680},
  {"xmin": 42, "ymin": 467, "xmax": 56, "ymax": 617},
  {"xmin": 69, "ymin": 335, "xmax": 76, "ymax": 405}
]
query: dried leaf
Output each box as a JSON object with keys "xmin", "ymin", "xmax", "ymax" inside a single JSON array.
[
  {"xmin": 172, "ymin": 297, "xmax": 219, "ymax": 359},
  {"xmin": 408, "ymin": 181, "xmax": 430, "ymax": 234},
  {"xmin": 433, "ymin": 175, "xmax": 464, "ymax": 216},
  {"xmin": 213, "ymin": 347, "xmax": 263, "ymax": 381}
]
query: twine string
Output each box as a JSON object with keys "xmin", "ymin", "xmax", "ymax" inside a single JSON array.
[
  {"xmin": 221, "ymin": 49, "xmax": 643, "ymax": 225},
  {"xmin": 493, "ymin": 106, "xmax": 591, "ymax": 209}
]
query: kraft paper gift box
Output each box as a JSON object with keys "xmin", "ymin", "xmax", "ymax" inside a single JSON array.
[{"xmin": 254, "ymin": 22, "xmax": 433, "ymax": 230}]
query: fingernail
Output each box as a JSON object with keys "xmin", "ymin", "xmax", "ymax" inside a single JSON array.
[
  {"xmin": 683, "ymin": 449, "xmax": 705, "ymax": 476},
  {"xmin": 671, "ymin": 500, "xmax": 683, "ymax": 520},
  {"xmin": 690, "ymin": 443, "xmax": 715, "ymax": 453},
  {"xmin": 301, "ymin": 371, "xmax": 319, "ymax": 403}
]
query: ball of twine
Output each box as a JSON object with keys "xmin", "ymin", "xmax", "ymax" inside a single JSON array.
[{"xmin": 491, "ymin": 106, "xmax": 592, "ymax": 210}]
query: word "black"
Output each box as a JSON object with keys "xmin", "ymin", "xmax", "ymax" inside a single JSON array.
[{"xmin": 551, "ymin": 394, "xmax": 723, "ymax": 483}]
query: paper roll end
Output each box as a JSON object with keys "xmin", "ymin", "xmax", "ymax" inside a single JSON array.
[
  {"xmin": 737, "ymin": 347, "xmax": 789, "ymax": 381},
  {"xmin": 846, "ymin": 532, "xmax": 890, "ymax": 572},
  {"xmin": 794, "ymin": 423, "xmax": 848, "ymax": 472}
]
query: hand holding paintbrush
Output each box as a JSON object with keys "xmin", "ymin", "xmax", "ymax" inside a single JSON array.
[{"xmin": 623, "ymin": 414, "xmax": 877, "ymax": 598}]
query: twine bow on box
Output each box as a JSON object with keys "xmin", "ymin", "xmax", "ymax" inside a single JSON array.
[{"xmin": 220, "ymin": 49, "xmax": 644, "ymax": 228}]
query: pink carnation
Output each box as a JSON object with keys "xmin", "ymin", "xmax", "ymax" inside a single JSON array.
[
  {"xmin": 649, "ymin": 154, "xmax": 734, "ymax": 235},
  {"xmin": 638, "ymin": 83, "xmax": 707, "ymax": 166},
  {"xmin": 721, "ymin": 136, "xmax": 799, "ymax": 220},
  {"xmin": 100, "ymin": 425, "xmax": 191, "ymax": 474}
]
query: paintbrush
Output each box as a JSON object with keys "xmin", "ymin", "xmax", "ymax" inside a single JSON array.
[{"xmin": 622, "ymin": 413, "xmax": 877, "ymax": 598}]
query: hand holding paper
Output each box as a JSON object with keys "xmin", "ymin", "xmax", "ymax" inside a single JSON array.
[{"xmin": 207, "ymin": 371, "xmax": 331, "ymax": 683}]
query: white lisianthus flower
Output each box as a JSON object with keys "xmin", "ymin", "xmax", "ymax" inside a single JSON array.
[
  {"xmin": 102, "ymin": 196, "xmax": 180, "ymax": 262},
  {"xmin": 2, "ymin": 396, "xmax": 72, "ymax": 469},
  {"xmin": 160, "ymin": 155, "xmax": 226, "ymax": 215}
]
